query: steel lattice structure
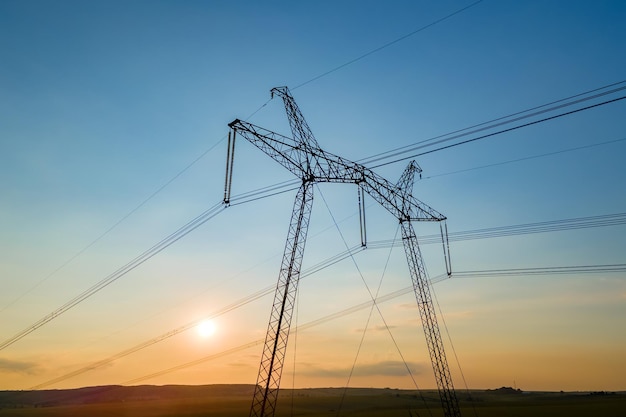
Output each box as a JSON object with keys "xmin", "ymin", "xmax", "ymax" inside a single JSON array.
[{"xmin": 225, "ymin": 86, "xmax": 461, "ymax": 417}]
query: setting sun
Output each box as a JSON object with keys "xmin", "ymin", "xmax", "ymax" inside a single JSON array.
[{"xmin": 196, "ymin": 320, "xmax": 216, "ymax": 338}]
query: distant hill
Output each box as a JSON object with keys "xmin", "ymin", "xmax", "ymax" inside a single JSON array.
[
  {"xmin": 0, "ymin": 384, "xmax": 256, "ymax": 408},
  {"xmin": 1, "ymin": 384, "xmax": 623, "ymax": 411}
]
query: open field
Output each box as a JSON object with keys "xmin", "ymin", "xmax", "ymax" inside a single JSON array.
[{"xmin": 1, "ymin": 385, "xmax": 624, "ymax": 417}]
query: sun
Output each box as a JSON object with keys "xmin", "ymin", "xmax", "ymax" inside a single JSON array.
[{"xmin": 196, "ymin": 319, "xmax": 217, "ymax": 338}]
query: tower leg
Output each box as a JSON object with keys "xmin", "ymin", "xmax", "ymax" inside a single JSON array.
[
  {"xmin": 401, "ymin": 221, "xmax": 461, "ymax": 417},
  {"xmin": 250, "ymin": 182, "xmax": 314, "ymax": 417}
]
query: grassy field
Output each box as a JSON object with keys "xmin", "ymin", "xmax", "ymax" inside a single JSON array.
[{"xmin": 1, "ymin": 387, "xmax": 624, "ymax": 417}]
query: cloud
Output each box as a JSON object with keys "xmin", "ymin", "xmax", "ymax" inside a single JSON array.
[
  {"xmin": 354, "ymin": 324, "xmax": 397, "ymax": 333},
  {"xmin": 0, "ymin": 358, "xmax": 40, "ymax": 375},
  {"xmin": 227, "ymin": 361, "xmax": 255, "ymax": 369},
  {"xmin": 300, "ymin": 360, "xmax": 426, "ymax": 378},
  {"xmin": 442, "ymin": 310, "xmax": 474, "ymax": 321},
  {"xmin": 396, "ymin": 303, "xmax": 475, "ymax": 322}
]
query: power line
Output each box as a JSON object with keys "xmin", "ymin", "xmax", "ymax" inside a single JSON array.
[
  {"xmin": 120, "ymin": 262, "xmax": 624, "ymax": 387},
  {"xmin": 335, "ymin": 225, "xmax": 422, "ymax": 416},
  {"xmin": 7, "ymin": 79, "xmax": 625, "ymax": 377},
  {"xmin": 0, "ymin": 203, "xmax": 225, "ymax": 352},
  {"xmin": 210, "ymin": 133, "xmax": 626, "ymax": 227},
  {"xmin": 0, "ymin": 174, "xmax": 324, "ymax": 353},
  {"xmin": 368, "ymin": 212, "xmax": 626, "ymax": 247},
  {"xmin": 359, "ymin": 80, "xmax": 626, "ymax": 166},
  {"xmin": 0, "ymin": 142, "xmax": 226, "ymax": 315},
  {"xmin": 30, "ymin": 258, "xmax": 618, "ymax": 390},
  {"xmin": 370, "ymin": 94, "xmax": 626, "ymax": 169},
  {"xmin": 317, "ymin": 188, "xmax": 426, "ymax": 414},
  {"xmin": 2, "ymin": 0, "xmax": 484, "ymax": 318},
  {"xmin": 120, "ymin": 281, "xmax": 444, "ymax": 387},
  {"xmin": 26, "ymin": 208, "xmax": 625, "ymax": 389},
  {"xmin": 22, "ymin": 257, "xmax": 623, "ymax": 395},
  {"xmin": 28, "ymin": 241, "xmax": 371, "ymax": 390},
  {"xmin": 116, "ymin": 79, "xmax": 625, "ymax": 400},
  {"xmin": 0, "ymin": 91, "xmax": 299, "ymax": 350},
  {"xmin": 431, "ymin": 286, "xmax": 478, "ymax": 417},
  {"xmin": 7, "ymin": 2, "xmax": 623, "ymax": 394},
  {"xmin": 217, "ymin": 81, "xmax": 626, "ymax": 206},
  {"xmin": 292, "ymin": 0, "xmax": 484, "ymax": 90},
  {"xmin": 208, "ymin": 79, "xmax": 626, "ymax": 209},
  {"xmin": 0, "ymin": 179, "xmax": 345, "ymax": 354},
  {"xmin": 5, "ymin": 142, "xmax": 624, "ymax": 356},
  {"xmin": 8, "ymin": 0, "xmax": 620, "ymax": 322},
  {"xmin": 8, "ymin": 77, "xmax": 622, "ymax": 323},
  {"xmin": 452, "ymin": 264, "xmax": 626, "ymax": 277},
  {"xmin": 423, "ymin": 136, "xmax": 626, "ymax": 179},
  {"xmin": 0, "ymin": 98, "xmax": 273, "ymax": 316}
]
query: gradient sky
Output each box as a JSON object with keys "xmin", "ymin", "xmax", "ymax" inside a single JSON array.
[{"xmin": 1, "ymin": 1, "xmax": 625, "ymax": 393}]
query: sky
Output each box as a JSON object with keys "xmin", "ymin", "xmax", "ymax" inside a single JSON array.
[{"xmin": 1, "ymin": 0, "xmax": 625, "ymax": 395}]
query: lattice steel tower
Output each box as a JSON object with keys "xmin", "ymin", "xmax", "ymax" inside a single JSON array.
[{"xmin": 224, "ymin": 87, "xmax": 460, "ymax": 417}]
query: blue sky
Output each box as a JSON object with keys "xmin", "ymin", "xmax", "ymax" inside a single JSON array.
[{"xmin": 1, "ymin": 0, "xmax": 625, "ymax": 392}]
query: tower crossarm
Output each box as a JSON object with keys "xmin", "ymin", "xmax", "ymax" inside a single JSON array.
[
  {"xmin": 228, "ymin": 119, "xmax": 308, "ymax": 179},
  {"xmin": 342, "ymin": 161, "xmax": 446, "ymax": 222},
  {"xmin": 228, "ymin": 119, "xmax": 445, "ymax": 222}
]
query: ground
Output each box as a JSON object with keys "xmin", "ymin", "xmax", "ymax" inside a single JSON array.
[{"xmin": 1, "ymin": 386, "xmax": 624, "ymax": 417}]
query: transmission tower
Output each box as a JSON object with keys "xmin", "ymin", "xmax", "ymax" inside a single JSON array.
[{"xmin": 225, "ymin": 86, "xmax": 460, "ymax": 417}]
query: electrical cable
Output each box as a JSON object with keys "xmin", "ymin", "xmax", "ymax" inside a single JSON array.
[
  {"xmin": 118, "ymin": 261, "xmax": 624, "ymax": 386},
  {"xmin": 0, "ymin": 203, "xmax": 226, "ymax": 352},
  {"xmin": 4, "ymin": 0, "xmax": 487, "ymax": 337},
  {"xmin": 18, "ymin": 258, "xmax": 622, "ymax": 402},
  {"xmin": 120, "ymin": 275, "xmax": 447, "ymax": 387},
  {"xmin": 121, "ymin": 68, "xmax": 625, "ymax": 414},
  {"xmin": 0, "ymin": 142, "xmax": 226, "ymax": 315},
  {"xmin": 292, "ymin": 0, "xmax": 484, "ymax": 90},
  {"xmin": 229, "ymin": 183, "xmax": 301, "ymax": 206},
  {"xmin": 10, "ymin": 16, "xmax": 619, "ymax": 321},
  {"xmin": 27, "ymin": 236, "xmax": 372, "ymax": 389},
  {"xmin": 1, "ymin": 103, "xmax": 297, "ymax": 352},
  {"xmin": 2, "ymin": 174, "xmax": 303, "ymax": 352},
  {"xmin": 370, "ymin": 95, "xmax": 626, "ymax": 169},
  {"xmin": 423, "ymin": 136, "xmax": 626, "ymax": 179},
  {"xmin": 368, "ymin": 212, "xmax": 626, "ymax": 247},
  {"xmin": 26, "ymin": 260, "xmax": 621, "ymax": 391},
  {"xmin": 336, "ymin": 224, "xmax": 398, "ymax": 416},
  {"xmin": 7, "ymin": 1, "xmax": 623, "ymax": 399},
  {"xmin": 317, "ymin": 187, "xmax": 426, "ymax": 412},
  {"xmin": 452, "ymin": 264, "xmax": 626, "ymax": 277},
  {"xmin": 359, "ymin": 81, "xmax": 626, "ymax": 166},
  {"xmin": 0, "ymin": 97, "xmax": 273, "ymax": 316},
  {"xmin": 336, "ymin": 224, "xmax": 435, "ymax": 417},
  {"xmin": 220, "ymin": 82, "xmax": 626, "ymax": 208},
  {"xmin": 25, "ymin": 210, "xmax": 625, "ymax": 388},
  {"xmin": 431, "ymin": 283, "xmax": 479, "ymax": 417},
  {"xmin": 8, "ymin": 83, "xmax": 625, "ymax": 382},
  {"xmin": 13, "ymin": 81, "xmax": 626, "ymax": 342},
  {"xmin": 0, "ymin": 0, "xmax": 484, "ymax": 319}
]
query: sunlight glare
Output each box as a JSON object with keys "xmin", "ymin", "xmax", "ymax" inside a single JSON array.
[{"xmin": 196, "ymin": 320, "xmax": 216, "ymax": 338}]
